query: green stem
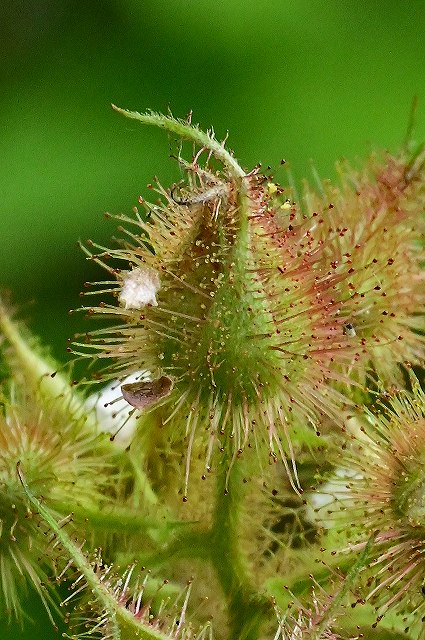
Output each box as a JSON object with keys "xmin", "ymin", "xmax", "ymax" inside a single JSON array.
[
  {"xmin": 140, "ymin": 530, "xmax": 212, "ymax": 568},
  {"xmin": 17, "ymin": 462, "xmax": 178, "ymax": 640},
  {"xmin": 131, "ymin": 459, "xmax": 159, "ymax": 506},
  {"xmin": 52, "ymin": 500, "xmax": 187, "ymax": 540},
  {"xmin": 112, "ymin": 105, "xmax": 246, "ymax": 179},
  {"xmin": 209, "ymin": 450, "xmax": 272, "ymax": 640},
  {"xmin": 313, "ymin": 535, "xmax": 374, "ymax": 638}
]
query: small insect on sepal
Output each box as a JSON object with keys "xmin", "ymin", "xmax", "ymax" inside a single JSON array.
[
  {"xmin": 121, "ymin": 375, "xmax": 174, "ymax": 409},
  {"xmin": 343, "ymin": 322, "xmax": 356, "ymax": 338}
]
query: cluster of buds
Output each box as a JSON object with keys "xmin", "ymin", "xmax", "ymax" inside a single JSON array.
[
  {"xmin": 1, "ymin": 107, "xmax": 425, "ymax": 638},
  {"xmin": 76, "ymin": 109, "xmax": 425, "ymax": 498}
]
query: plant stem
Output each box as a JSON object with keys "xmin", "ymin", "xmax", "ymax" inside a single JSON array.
[
  {"xmin": 52, "ymin": 500, "xmax": 187, "ymax": 539},
  {"xmin": 111, "ymin": 105, "xmax": 246, "ymax": 180},
  {"xmin": 140, "ymin": 530, "xmax": 212, "ymax": 568},
  {"xmin": 17, "ymin": 462, "xmax": 175, "ymax": 640},
  {"xmin": 313, "ymin": 534, "xmax": 374, "ymax": 638},
  {"xmin": 209, "ymin": 448, "xmax": 272, "ymax": 640}
]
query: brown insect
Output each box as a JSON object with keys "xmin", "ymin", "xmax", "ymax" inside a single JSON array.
[{"xmin": 121, "ymin": 376, "xmax": 173, "ymax": 409}]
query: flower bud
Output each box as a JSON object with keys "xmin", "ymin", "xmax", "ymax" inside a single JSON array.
[
  {"xmin": 303, "ymin": 151, "xmax": 425, "ymax": 382},
  {"xmin": 0, "ymin": 301, "xmax": 116, "ymax": 619},
  {"xmin": 318, "ymin": 372, "xmax": 425, "ymax": 624},
  {"xmin": 77, "ymin": 111, "xmax": 361, "ymax": 491}
]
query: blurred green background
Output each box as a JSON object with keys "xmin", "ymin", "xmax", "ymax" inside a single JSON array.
[{"xmin": 0, "ymin": 0, "xmax": 424, "ymax": 637}]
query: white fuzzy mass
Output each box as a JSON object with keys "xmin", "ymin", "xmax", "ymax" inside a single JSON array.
[{"xmin": 119, "ymin": 267, "xmax": 160, "ymax": 309}]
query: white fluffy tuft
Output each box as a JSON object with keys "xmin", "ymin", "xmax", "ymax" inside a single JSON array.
[{"xmin": 119, "ymin": 267, "xmax": 160, "ymax": 309}]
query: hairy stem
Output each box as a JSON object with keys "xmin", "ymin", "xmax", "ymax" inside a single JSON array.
[
  {"xmin": 209, "ymin": 449, "xmax": 272, "ymax": 640},
  {"xmin": 313, "ymin": 535, "xmax": 374, "ymax": 638},
  {"xmin": 17, "ymin": 462, "xmax": 175, "ymax": 640},
  {"xmin": 52, "ymin": 500, "xmax": 187, "ymax": 541},
  {"xmin": 112, "ymin": 105, "xmax": 246, "ymax": 180}
]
